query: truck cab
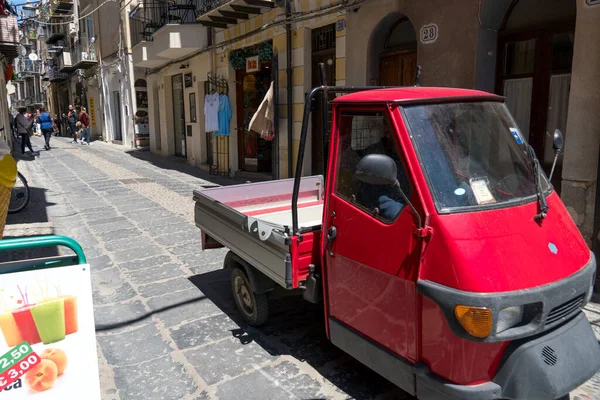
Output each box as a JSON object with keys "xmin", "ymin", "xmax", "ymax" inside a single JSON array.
[{"xmin": 194, "ymin": 86, "xmax": 600, "ymax": 400}]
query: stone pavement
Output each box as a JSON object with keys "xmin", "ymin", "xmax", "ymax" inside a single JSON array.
[{"xmin": 4, "ymin": 135, "xmax": 600, "ymax": 400}]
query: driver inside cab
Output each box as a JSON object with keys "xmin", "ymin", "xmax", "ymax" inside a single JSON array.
[{"xmin": 358, "ymin": 122, "xmax": 411, "ymax": 221}]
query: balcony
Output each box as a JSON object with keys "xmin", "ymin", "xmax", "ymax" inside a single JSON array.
[
  {"xmin": 130, "ymin": 0, "xmax": 206, "ymax": 62},
  {"xmin": 196, "ymin": 0, "xmax": 274, "ymax": 29},
  {"xmin": 50, "ymin": 0, "xmax": 74, "ymax": 15},
  {"xmin": 72, "ymin": 41, "xmax": 97, "ymax": 69},
  {"xmin": 48, "ymin": 67, "xmax": 68, "ymax": 82},
  {"xmin": 23, "ymin": 94, "xmax": 44, "ymax": 107},
  {"xmin": 14, "ymin": 58, "xmax": 42, "ymax": 77},
  {"xmin": 45, "ymin": 20, "xmax": 67, "ymax": 45},
  {"xmin": 0, "ymin": 16, "xmax": 20, "ymax": 59},
  {"xmin": 132, "ymin": 40, "xmax": 168, "ymax": 68},
  {"xmin": 57, "ymin": 50, "xmax": 76, "ymax": 73}
]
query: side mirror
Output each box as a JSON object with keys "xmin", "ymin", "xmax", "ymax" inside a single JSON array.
[
  {"xmin": 355, "ymin": 154, "xmax": 397, "ymax": 185},
  {"xmin": 553, "ymin": 129, "xmax": 564, "ymax": 152}
]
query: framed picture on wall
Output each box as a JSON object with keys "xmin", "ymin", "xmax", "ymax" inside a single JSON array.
[
  {"xmin": 189, "ymin": 92, "xmax": 197, "ymax": 122},
  {"xmin": 184, "ymin": 73, "xmax": 193, "ymax": 88}
]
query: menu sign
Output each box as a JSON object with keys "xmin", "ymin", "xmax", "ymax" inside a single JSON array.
[
  {"xmin": 0, "ymin": 265, "xmax": 100, "ymax": 398},
  {"xmin": 246, "ymin": 56, "xmax": 260, "ymax": 73}
]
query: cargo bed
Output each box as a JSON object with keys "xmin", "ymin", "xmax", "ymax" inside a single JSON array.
[{"xmin": 193, "ymin": 176, "xmax": 324, "ymax": 289}]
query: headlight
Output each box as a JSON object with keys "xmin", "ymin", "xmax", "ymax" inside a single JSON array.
[{"xmin": 497, "ymin": 306, "xmax": 523, "ymax": 333}]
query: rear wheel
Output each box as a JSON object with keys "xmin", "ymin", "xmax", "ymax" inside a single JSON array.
[{"xmin": 231, "ymin": 267, "xmax": 269, "ymax": 326}]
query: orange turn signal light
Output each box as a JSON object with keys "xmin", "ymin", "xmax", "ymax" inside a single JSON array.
[{"xmin": 454, "ymin": 305, "xmax": 493, "ymax": 338}]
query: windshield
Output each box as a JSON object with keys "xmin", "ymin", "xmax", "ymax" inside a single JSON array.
[{"xmin": 403, "ymin": 101, "xmax": 550, "ymax": 213}]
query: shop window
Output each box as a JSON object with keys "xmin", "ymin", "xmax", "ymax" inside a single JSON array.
[{"xmin": 505, "ymin": 39, "xmax": 536, "ymax": 75}]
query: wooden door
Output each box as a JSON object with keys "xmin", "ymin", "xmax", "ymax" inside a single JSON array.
[{"xmin": 379, "ymin": 52, "xmax": 417, "ymax": 86}]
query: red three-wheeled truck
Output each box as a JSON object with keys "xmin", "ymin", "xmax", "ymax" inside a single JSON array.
[{"xmin": 193, "ymin": 80, "xmax": 600, "ymax": 399}]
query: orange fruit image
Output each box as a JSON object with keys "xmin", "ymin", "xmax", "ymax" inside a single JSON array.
[
  {"xmin": 25, "ymin": 359, "xmax": 58, "ymax": 392},
  {"xmin": 40, "ymin": 348, "xmax": 68, "ymax": 375}
]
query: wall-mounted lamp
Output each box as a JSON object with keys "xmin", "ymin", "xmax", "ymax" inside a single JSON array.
[{"xmin": 180, "ymin": 63, "xmax": 189, "ymax": 69}]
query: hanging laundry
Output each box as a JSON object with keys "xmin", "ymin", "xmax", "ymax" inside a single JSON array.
[
  {"xmin": 217, "ymin": 93, "xmax": 232, "ymax": 136},
  {"xmin": 249, "ymin": 81, "xmax": 275, "ymax": 141},
  {"xmin": 204, "ymin": 92, "xmax": 220, "ymax": 132}
]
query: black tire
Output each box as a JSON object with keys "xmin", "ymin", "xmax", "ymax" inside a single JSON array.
[
  {"xmin": 231, "ymin": 267, "xmax": 269, "ymax": 326},
  {"xmin": 8, "ymin": 172, "xmax": 30, "ymax": 214}
]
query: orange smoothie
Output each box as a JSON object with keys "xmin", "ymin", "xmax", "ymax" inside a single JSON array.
[
  {"xmin": 0, "ymin": 312, "xmax": 22, "ymax": 347},
  {"xmin": 60, "ymin": 296, "xmax": 78, "ymax": 335}
]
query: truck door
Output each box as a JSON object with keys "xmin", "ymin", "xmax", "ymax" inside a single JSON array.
[{"xmin": 324, "ymin": 107, "xmax": 420, "ymax": 363}]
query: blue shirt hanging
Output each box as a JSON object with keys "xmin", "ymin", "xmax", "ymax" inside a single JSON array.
[{"xmin": 217, "ymin": 94, "xmax": 231, "ymax": 136}]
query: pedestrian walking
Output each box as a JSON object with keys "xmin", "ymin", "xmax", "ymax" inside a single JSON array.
[
  {"xmin": 79, "ymin": 107, "xmax": 90, "ymax": 145},
  {"xmin": 68, "ymin": 105, "xmax": 78, "ymax": 144},
  {"xmin": 14, "ymin": 108, "xmax": 34, "ymax": 156},
  {"xmin": 36, "ymin": 107, "xmax": 54, "ymax": 150}
]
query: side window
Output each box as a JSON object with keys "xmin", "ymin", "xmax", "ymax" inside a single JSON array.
[{"xmin": 335, "ymin": 110, "xmax": 411, "ymax": 223}]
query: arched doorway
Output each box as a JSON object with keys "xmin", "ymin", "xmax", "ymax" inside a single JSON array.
[
  {"xmin": 496, "ymin": 0, "xmax": 575, "ymax": 190},
  {"xmin": 368, "ymin": 14, "xmax": 417, "ymax": 86}
]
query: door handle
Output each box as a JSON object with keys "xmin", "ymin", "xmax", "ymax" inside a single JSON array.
[{"xmin": 327, "ymin": 226, "xmax": 337, "ymax": 256}]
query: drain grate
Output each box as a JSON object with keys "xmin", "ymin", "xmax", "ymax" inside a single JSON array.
[{"xmin": 119, "ymin": 178, "xmax": 153, "ymax": 185}]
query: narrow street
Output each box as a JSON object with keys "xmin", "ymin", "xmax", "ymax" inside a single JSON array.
[{"xmin": 5, "ymin": 135, "xmax": 600, "ymax": 400}]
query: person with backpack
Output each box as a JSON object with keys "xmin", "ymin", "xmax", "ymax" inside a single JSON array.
[
  {"xmin": 36, "ymin": 107, "xmax": 54, "ymax": 150},
  {"xmin": 15, "ymin": 108, "xmax": 34, "ymax": 156}
]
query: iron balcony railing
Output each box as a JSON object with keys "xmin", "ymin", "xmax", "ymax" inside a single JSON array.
[
  {"xmin": 197, "ymin": 0, "xmax": 228, "ymax": 15},
  {"xmin": 14, "ymin": 58, "xmax": 42, "ymax": 75},
  {"xmin": 129, "ymin": 0, "xmax": 198, "ymax": 46},
  {"xmin": 48, "ymin": 67, "xmax": 68, "ymax": 81},
  {"xmin": 45, "ymin": 21, "xmax": 67, "ymax": 45},
  {"xmin": 71, "ymin": 40, "xmax": 97, "ymax": 67}
]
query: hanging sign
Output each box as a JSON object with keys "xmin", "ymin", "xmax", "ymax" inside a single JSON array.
[
  {"xmin": 0, "ymin": 264, "xmax": 100, "ymax": 399},
  {"xmin": 246, "ymin": 56, "xmax": 260, "ymax": 73},
  {"xmin": 420, "ymin": 23, "xmax": 438, "ymax": 44},
  {"xmin": 88, "ymin": 98, "xmax": 96, "ymax": 127}
]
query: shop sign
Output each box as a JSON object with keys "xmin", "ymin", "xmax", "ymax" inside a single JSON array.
[
  {"xmin": 420, "ymin": 24, "xmax": 438, "ymax": 44},
  {"xmin": 89, "ymin": 98, "xmax": 96, "ymax": 127},
  {"xmin": 0, "ymin": 264, "xmax": 100, "ymax": 399},
  {"xmin": 246, "ymin": 56, "xmax": 260, "ymax": 73},
  {"xmin": 184, "ymin": 73, "xmax": 193, "ymax": 88},
  {"xmin": 336, "ymin": 19, "xmax": 345, "ymax": 32},
  {"xmin": 587, "ymin": 0, "xmax": 600, "ymax": 5}
]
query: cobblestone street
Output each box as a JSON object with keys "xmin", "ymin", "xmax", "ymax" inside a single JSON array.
[{"xmin": 4, "ymin": 135, "xmax": 600, "ymax": 400}]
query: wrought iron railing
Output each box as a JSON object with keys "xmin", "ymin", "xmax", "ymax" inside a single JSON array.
[
  {"xmin": 129, "ymin": 0, "xmax": 198, "ymax": 45},
  {"xmin": 48, "ymin": 68, "xmax": 67, "ymax": 81},
  {"xmin": 44, "ymin": 22, "xmax": 66, "ymax": 42},
  {"xmin": 71, "ymin": 40, "xmax": 97, "ymax": 65},
  {"xmin": 129, "ymin": 6, "xmax": 151, "ymax": 47},
  {"xmin": 196, "ymin": 0, "xmax": 228, "ymax": 15},
  {"xmin": 13, "ymin": 58, "xmax": 42, "ymax": 75}
]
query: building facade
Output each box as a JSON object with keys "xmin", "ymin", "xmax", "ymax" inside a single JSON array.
[
  {"xmin": 0, "ymin": 14, "xmax": 19, "ymax": 149},
  {"xmin": 130, "ymin": 0, "xmax": 599, "ymax": 261}
]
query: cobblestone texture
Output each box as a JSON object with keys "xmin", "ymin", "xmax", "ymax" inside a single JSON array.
[{"xmin": 4, "ymin": 136, "xmax": 600, "ymax": 400}]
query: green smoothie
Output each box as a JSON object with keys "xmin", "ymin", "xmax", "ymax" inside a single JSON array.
[{"xmin": 30, "ymin": 298, "xmax": 66, "ymax": 344}]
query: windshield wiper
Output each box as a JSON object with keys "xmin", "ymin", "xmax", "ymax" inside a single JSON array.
[{"xmin": 525, "ymin": 144, "xmax": 548, "ymax": 222}]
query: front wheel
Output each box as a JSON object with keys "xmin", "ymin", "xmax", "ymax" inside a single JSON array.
[
  {"xmin": 8, "ymin": 172, "xmax": 30, "ymax": 214},
  {"xmin": 231, "ymin": 267, "xmax": 269, "ymax": 326}
]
